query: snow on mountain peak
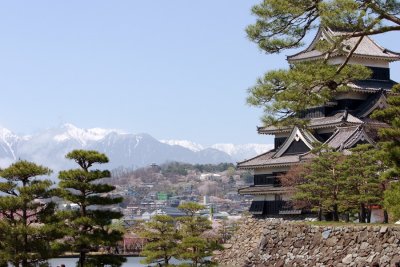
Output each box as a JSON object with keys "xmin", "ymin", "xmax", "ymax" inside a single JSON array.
[
  {"xmin": 54, "ymin": 123, "xmax": 124, "ymax": 145},
  {"xmin": 0, "ymin": 127, "xmax": 16, "ymax": 140},
  {"xmin": 159, "ymin": 140, "xmax": 273, "ymax": 161},
  {"xmin": 160, "ymin": 139, "xmax": 204, "ymax": 152},
  {"xmin": 211, "ymin": 143, "xmax": 274, "ymax": 156}
]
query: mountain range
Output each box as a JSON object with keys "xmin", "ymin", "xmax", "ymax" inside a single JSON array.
[{"xmin": 0, "ymin": 124, "xmax": 273, "ymax": 171}]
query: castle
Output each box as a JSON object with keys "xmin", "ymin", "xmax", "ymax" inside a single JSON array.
[{"xmin": 238, "ymin": 27, "xmax": 399, "ymax": 216}]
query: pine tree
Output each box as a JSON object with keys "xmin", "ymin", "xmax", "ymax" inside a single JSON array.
[
  {"xmin": 139, "ymin": 215, "xmax": 179, "ymax": 266},
  {"xmin": 58, "ymin": 150, "xmax": 125, "ymax": 267},
  {"xmin": 247, "ymin": 61, "xmax": 371, "ymax": 126},
  {"xmin": 0, "ymin": 161, "xmax": 64, "ymax": 266},
  {"xmin": 247, "ymin": 0, "xmax": 400, "ymax": 54},
  {"xmin": 384, "ymin": 183, "xmax": 400, "ymax": 221},
  {"xmin": 339, "ymin": 144, "xmax": 388, "ymax": 223},
  {"xmin": 177, "ymin": 202, "xmax": 220, "ymax": 267},
  {"xmin": 246, "ymin": 0, "xmax": 400, "ymax": 126},
  {"xmin": 373, "ymin": 84, "xmax": 400, "ymax": 175},
  {"xmin": 294, "ymin": 147, "xmax": 346, "ymax": 221},
  {"xmin": 373, "ymin": 84, "xmax": 400, "ymax": 221}
]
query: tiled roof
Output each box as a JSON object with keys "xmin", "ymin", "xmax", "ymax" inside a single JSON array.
[
  {"xmin": 258, "ymin": 111, "xmax": 363, "ymax": 134},
  {"xmin": 355, "ymin": 91, "xmax": 388, "ymax": 118},
  {"xmin": 349, "ymin": 80, "xmax": 397, "ymax": 92},
  {"xmin": 273, "ymin": 127, "xmax": 320, "ymax": 158},
  {"xmin": 288, "ymin": 27, "xmax": 400, "ymax": 62},
  {"xmin": 238, "ymin": 186, "xmax": 293, "ymax": 195},
  {"xmin": 237, "ymin": 151, "xmax": 301, "ymax": 169},
  {"xmin": 239, "ymin": 124, "xmax": 376, "ymax": 170},
  {"xmin": 325, "ymin": 125, "xmax": 375, "ymax": 149}
]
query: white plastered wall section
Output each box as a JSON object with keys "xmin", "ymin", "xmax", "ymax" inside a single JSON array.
[{"xmin": 328, "ymin": 57, "xmax": 390, "ymax": 68}]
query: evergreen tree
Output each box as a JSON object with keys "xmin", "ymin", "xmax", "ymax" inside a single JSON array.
[
  {"xmin": 58, "ymin": 150, "xmax": 125, "ymax": 267},
  {"xmin": 384, "ymin": 182, "xmax": 400, "ymax": 221},
  {"xmin": 294, "ymin": 147, "xmax": 346, "ymax": 221},
  {"xmin": 139, "ymin": 215, "xmax": 179, "ymax": 266},
  {"xmin": 373, "ymin": 84, "xmax": 400, "ymax": 221},
  {"xmin": 373, "ymin": 84, "xmax": 400, "ymax": 175},
  {"xmin": 0, "ymin": 161, "xmax": 64, "ymax": 266},
  {"xmin": 339, "ymin": 144, "xmax": 388, "ymax": 223},
  {"xmin": 247, "ymin": 61, "xmax": 371, "ymax": 126},
  {"xmin": 177, "ymin": 202, "xmax": 220, "ymax": 267},
  {"xmin": 247, "ymin": 0, "xmax": 400, "ymax": 54},
  {"xmin": 246, "ymin": 0, "xmax": 400, "ymax": 126}
]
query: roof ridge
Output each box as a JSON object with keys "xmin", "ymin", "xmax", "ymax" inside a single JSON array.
[
  {"xmin": 236, "ymin": 149, "xmax": 274, "ymax": 165},
  {"xmin": 287, "ymin": 27, "xmax": 324, "ymax": 59}
]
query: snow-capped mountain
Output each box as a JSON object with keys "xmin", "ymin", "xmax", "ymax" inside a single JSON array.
[
  {"xmin": 211, "ymin": 143, "xmax": 274, "ymax": 161},
  {"xmin": 162, "ymin": 140, "xmax": 273, "ymax": 161},
  {"xmin": 0, "ymin": 127, "xmax": 20, "ymax": 167},
  {"xmin": 160, "ymin": 140, "xmax": 204, "ymax": 152},
  {"xmin": 0, "ymin": 124, "xmax": 273, "ymax": 172},
  {"xmin": 53, "ymin": 123, "xmax": 123, "ymax": 145}
]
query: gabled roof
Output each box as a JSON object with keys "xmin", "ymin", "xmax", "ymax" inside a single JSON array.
[
  {"xmin": 355, "ymin": 90, "xmax": 388, "ymax": 118},
  {"xmin": 258, "ymin": 111, "xmax": 363, "ymax": 135},
  {"xmin": 237, "ymin": 151, "xmax": 302, "ymax": 169},
  {"xmin": 273, "ymin": 127, "xmax": 320, "ymax": 158},
  {"xmin": 238, "ymin": 124, "xmax": 375, "ymax": 170},
  {"xmin": 325, "ymin": 125, "xmax": 375, "ymax": 150},
  {"xmin": 288, "ymin": 27, "xmax": 400, "ymax": 63},
  {"xmin": 237, "ymin": 127, "xmax": 319, "ymax": 169}
]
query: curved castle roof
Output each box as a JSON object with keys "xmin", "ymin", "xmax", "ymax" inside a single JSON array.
[{"xmin": 287, "ymin": 27, "xmax": 400, "ymax": 63}]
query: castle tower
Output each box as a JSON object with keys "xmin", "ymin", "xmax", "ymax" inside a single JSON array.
[{"xmin": 238, "ymin": 27, "xmax": 400, "ymax": 216}]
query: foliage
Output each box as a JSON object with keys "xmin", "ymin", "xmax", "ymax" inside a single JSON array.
[
  {"xmin": 247, "ymin": 0, "xmax": 400, "ymax": 54},
  {"xmin": 384, "ymin": 182, "xmax": 400, "ymax": 221},
  {"xmin": 0, "ymin": 161, "xmax": 65, "ymax": 266},
  {"xmin": 160, "ymin": 162, "xmax": 235, "ymax": 177},
  {"xmin": 290, "ymin": 144, "xmax": 392, "ymax": 222},
  {"xmin": 247, "ymin": 61, "xmax": 371, "ymax": 126},
  {"xmin": 139, "ymin": 215, "xmax": 179, "ymax": 266},
  {"xmin": 246, "ymin": 0, "xmax": 400, "ymax": 126},
  {"xmin": 279, "ymin": 164, "xmax": 310, "ymax": 210},
  {"xmin": 293, "ymin": 146, "xmax": 346, "ymax": 221},
  {"xmin": 373, "ymin": 84, "xmax": 400, "ymax": 220},
  {"xmin": 177, "ymin": 202, "xmax": 220, "ymax": 266},
  {"xmin": 58, "ymin": 150, "xmax": 125, "ymax": 267},
  {"xmin": 373, "ymin": 84, "xmax": 400, "ymax": 176},
  {"xmin": 137, "ymin": 203, "xmax": 222, "ymax": 266},
  {"xmin": 340, "ymin": 144, "xmax": 389, "ymax": 222}
]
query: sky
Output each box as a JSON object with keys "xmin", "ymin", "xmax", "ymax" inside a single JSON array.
[{"xmin": 0, "ymin": 1, "xmax": 399, "ymax": 146}]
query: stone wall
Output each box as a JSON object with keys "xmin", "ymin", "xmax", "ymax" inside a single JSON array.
[{"xmin": 214, "ymin": 217, "xmax": 400, "ymax": 266}]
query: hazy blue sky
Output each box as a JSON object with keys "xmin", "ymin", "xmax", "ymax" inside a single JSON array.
[{"xmin": 0, "ymin": 1, "xmax": 399, "ymax": 145}]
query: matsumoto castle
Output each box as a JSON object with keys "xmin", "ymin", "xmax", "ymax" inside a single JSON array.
[{"xmin": 238, "ymin": 27, "xmax": 400, "ymax": 217}]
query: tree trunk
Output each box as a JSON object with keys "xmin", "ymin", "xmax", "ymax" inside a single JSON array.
[
  {"xmin": 366, "ymin": 208, "xmax": 371, "ymax": 223},
  {"xmin": 79, "ymin": 251, "xmax": 85, "ymax": 267},
  {"xmin": 384, "ymin": 210, "xmax": 389, "ymax": 224},
  {"xmin": 165, "ymin": 254, "xmax": 169, "ymax": 266},
  {"xmin": 345, "ymin": 213, "xmax": 350, "ymax": 223},
  {"xmin": 333, "ymin": 204, "xmax": 339, "ymax": 221},
  {"xmin": 22, "ymin": 181, "xmax": 28, "ymax": 267},
  {"xmin": 360, "ymin": 203, "xmax": 366, "ymax": 223},
  {"xmin": 318, "ymin": 208, "xmax": 322, "ymax": 221}
]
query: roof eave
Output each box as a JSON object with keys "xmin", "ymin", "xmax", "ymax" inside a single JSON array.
[{"xmin": 237, "ymin": 161, "xmax": 300, "ymax": 170}]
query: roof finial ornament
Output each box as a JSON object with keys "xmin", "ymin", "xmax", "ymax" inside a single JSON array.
[
  {"xmin": 339, "ymin": 142, "xmax": 344, "ymax": 151},
  {"xmin": 343, "ymin": 108, "xmax": 348, "ymax": 121}
]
